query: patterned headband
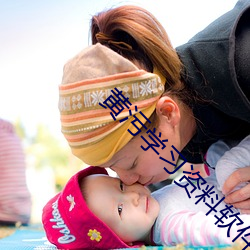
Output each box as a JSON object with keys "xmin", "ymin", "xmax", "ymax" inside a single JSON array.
[{"xmin": 59, "ymin": 43, "xmax": 165, "ymax": 165}]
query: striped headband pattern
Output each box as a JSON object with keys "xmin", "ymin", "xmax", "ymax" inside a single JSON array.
[{"xmin": 59, "ymin": 43, "xmax": 165, "ymax": 165}]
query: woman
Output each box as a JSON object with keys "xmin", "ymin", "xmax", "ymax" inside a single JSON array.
[{"xmin": 59, "ymin": 1, "xmax": 250, "ymax": 211}]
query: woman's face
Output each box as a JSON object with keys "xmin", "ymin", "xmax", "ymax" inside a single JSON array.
[
  {"xmin": 99, "ymin": 61, "xmax": 181, "ymax": 185},
  {"xmin": 100, "ymin": 124, "xmax": 181, "ymax": 185}
]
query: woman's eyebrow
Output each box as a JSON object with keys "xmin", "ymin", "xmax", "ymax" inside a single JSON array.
[
  {"xmin": 109, "ymin": 155, "xmax": 137, "ymax": 171},
  {"xmin": 109, "ymin": 156, "xmax": 127, "ymax": 169}
]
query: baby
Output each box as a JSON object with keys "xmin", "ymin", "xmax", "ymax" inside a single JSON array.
[
  {"xmin": 42, "ymin": 136, "xmax": 250, "ymax": 249},
  {"xmin": 42, "ymin": 166, "xmax": 153, "ymax": 249}
]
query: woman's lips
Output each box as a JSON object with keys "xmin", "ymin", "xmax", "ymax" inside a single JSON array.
[{"xmin": 143, "ymin": 177, "xmax": 154, "ymax": 186}]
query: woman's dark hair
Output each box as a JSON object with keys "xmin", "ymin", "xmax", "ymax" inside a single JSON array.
[{"xmin": 90, "ymin": 5, "xmax": 197, "ymax": 124}]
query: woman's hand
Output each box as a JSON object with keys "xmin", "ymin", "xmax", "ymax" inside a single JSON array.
[{"xmin": 223, "ymin": 166, "xmax": 250, "ymax": 214}]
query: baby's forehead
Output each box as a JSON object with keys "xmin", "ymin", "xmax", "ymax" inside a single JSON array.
[
  {"xmin": 85, "ymin": 173, "xmax": 117, "ymax": 180},
  {"xmin": 81, "ymin": 174, "xmax": 120, "ymax": 186},
  {"xmin": 82, "ymin": 174, "xmax": 121, "ymax": 202},
  {"xmin": 80, "ymin": 174, "xmax": 118, "ymax": 200}
]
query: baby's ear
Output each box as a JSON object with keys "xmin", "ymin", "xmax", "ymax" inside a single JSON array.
[{"xmin": 156, "ymin": 96, "xmax": 180, "ymax": 127}]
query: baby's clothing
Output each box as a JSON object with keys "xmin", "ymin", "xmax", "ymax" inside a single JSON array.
[
  {"xmin": 152, "ymin": 135, "xmax": 250, "ymax": 246},
  {"xmin": 208, "ymin": 135, "xmax": 250, "ymax": 193}
]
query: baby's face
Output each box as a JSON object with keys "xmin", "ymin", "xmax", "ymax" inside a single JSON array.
[{"xmin": 84, "ymin": 174, "xmax": 160, "ymax": 243}]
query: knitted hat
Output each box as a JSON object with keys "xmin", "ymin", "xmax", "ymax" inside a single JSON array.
[
  {"xmin": 59, "ymin": 43, "xmax": 165, "ymax": 166},
  {"xmin": 42, "ymin": 166, "xmax": 141, "ymax": 249}
]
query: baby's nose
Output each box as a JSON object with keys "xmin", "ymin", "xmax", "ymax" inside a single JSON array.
[{"xmin": 126, "ymin": 191, "xmax": 140, "ymax": 206}]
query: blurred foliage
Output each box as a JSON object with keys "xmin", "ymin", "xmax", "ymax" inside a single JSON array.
[
  {"xmin": 14, "ymin": 120, "xmax": 86, "ymax": 191},
  {"xmin": 14, "ymin": 118, "xmax": 26, "ymax": 139}
]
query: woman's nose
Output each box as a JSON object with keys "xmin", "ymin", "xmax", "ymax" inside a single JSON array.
[{"xmin": 112, "ymin": 168, "xmax": 139, "ymax": 185}]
